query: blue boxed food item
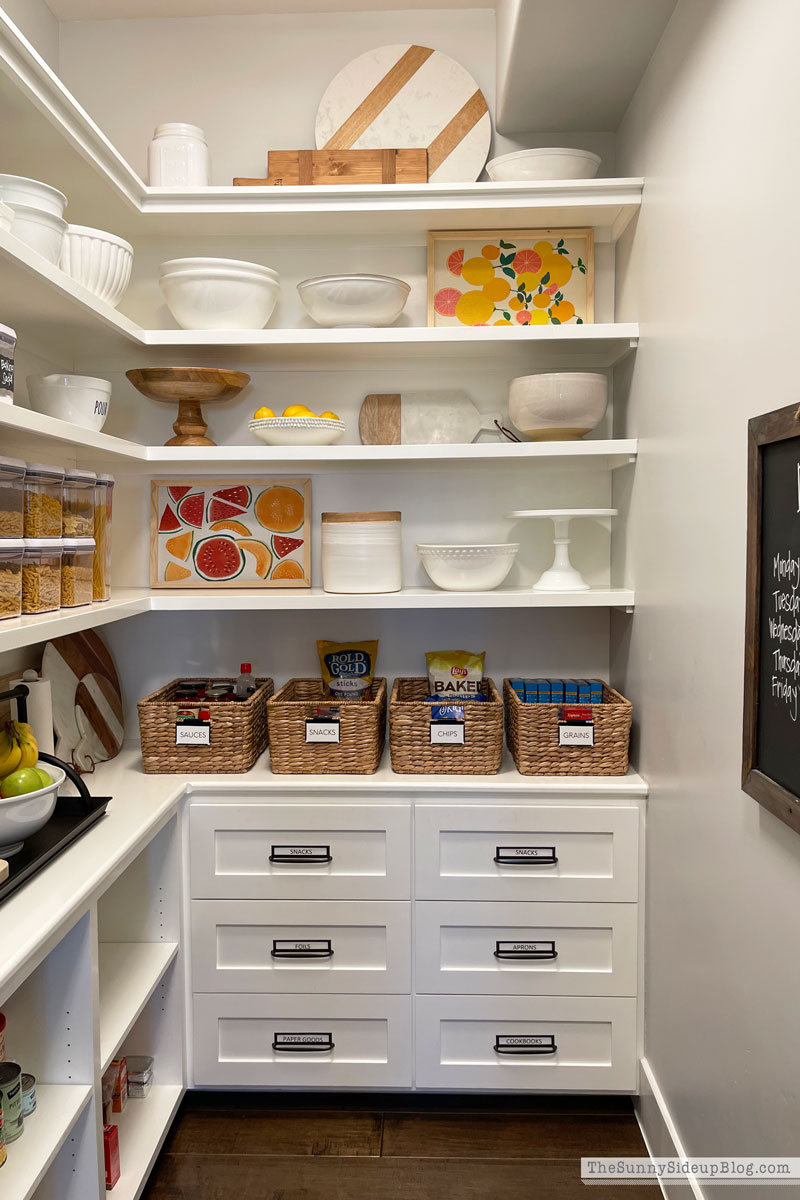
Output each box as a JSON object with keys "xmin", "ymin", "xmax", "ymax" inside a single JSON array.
[
  {"xmin": 589, "ymin": 679, "xmax": 604, "ymax": 703},
  {"xmin": 509, "ymin": 679, "xmax": 526, "ymax": 700},
  {"xmin": 565, "ymin": 679, "xmax": 578, "ymax": 703},
  {"xmin": 576, "ymin": 680, "xmax": 591, "ymax": 702},
  {"xmin": 547, "ymin": 679, "xmax": 565, "ymax": 703}
]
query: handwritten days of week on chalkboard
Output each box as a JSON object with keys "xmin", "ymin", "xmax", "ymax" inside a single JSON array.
[{"xmin": 743, "ymin": 403, "xmax": 800, "ymax": 835}]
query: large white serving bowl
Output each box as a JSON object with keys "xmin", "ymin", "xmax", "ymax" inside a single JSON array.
[
  {"xmin": 0, "ymin": 174, "xmax": 67, "ymax": 218},
  {"xmin": 417, "ymin": 543, "xmax": 519, "ymax": 591},
  {"xmin": 508, "ymin": 372, "xmax": 608, "ymax": 441},
  {"xmin": 159, "ymin": 257, "xmax": 280, "ymax": 330},
  {"xmin": 0, "ymin": 760, "xmax": 65, "ymax": 856},
  {"xmin": 28, "ymin": 373, "xmax": 112, "ymax": 431},
  {"xmin": 9, "ymin": 203, "xmax": 67, "ymax": 264},
  {"xmin": 298, "ymin": 274, "xmax": 410, "ymax": 328},
  {"xmin": 486, "ymin": 148, "xmax": 601, "ymax": 182},
  {"xmin": 249, "ymin": 416, "xmax": 346, "ymax": 446},
  {"xmin": 60, "ymin": 224, "xmax": 133, "ymax": 307}
]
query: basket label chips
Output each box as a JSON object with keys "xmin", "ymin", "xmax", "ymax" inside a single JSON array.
[
  {"xmin": 426, "ymin": 650, "xmax": 486, "ymax": 697},
  {"xmin": 318, "ymin": 639, "xmax": 378, "ymax": 700}
]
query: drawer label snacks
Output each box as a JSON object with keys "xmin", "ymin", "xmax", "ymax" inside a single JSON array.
[
  {"xmin": 269, "ymin": 844, "xmax": 333, "ymax": 864},
  {"xmin": 494, "ymin": 845, "xmax": 558, "ymax": 864},
  {"xmin": 494, "ymin": 1033, "xmax": 557, "ymax": 1055},
  {"xmin": 271, "ymin": 938, "xmax": 334, "ymax": 958},
  {"xmin": 272, "ymin": 1031, "xmax": 335, "ymax": 1052}
]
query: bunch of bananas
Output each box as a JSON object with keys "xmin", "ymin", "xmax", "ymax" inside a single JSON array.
[{"xmin": 0, "ymin": 720, "xmax": 40, "ymax": 777}]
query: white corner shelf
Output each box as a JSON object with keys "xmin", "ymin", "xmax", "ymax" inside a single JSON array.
[
  {"xmin": 111, "ymin": 1085, "xmax": 185, "ymax": 1200},
  {"xmin": 2, "ymin": 1083, "xmax": 93, "ymax": 1200},
  {"xmin": 98, "ymin": 941, "xmax": 179, "ymax": 1073},
  {"xmin": 0, "ymin": 593, "xmax": 150, "ymax": 653}
]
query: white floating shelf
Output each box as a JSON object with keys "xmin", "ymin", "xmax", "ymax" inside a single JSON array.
[
  {"xmin": 98, "ymin": 941, "xmax": 179, "ymax": 1073},
  {"xmin": 0, "ymin": 594, "xmax": 150, "ymax": 654},
  {"xmin": 2, "ymin": 1083, "xmax": 93, "ymax": 1200},
  {"xmin": 111, "ymin": 1085, "xmax": 185, "ymax": 1200}
]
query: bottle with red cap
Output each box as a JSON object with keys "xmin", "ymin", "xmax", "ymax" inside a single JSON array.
[{"xmin": 235, "ymin": 663, "xmax": 256, "ymax": 700}]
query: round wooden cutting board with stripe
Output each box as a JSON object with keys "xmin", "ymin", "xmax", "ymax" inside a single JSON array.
[{"xmin": 315, "ymin": 44, "xmax": 491, "ymax": 183}]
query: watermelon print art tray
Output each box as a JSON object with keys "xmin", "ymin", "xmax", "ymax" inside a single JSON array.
[{"xmin": 150, "ymin": 477, "xmax": 311, "ymax": 588}]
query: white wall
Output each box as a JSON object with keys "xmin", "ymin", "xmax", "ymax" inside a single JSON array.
[
  {"xmin": 2, "ymin": 0, "xmax": 59, "ymax": 69},
  {"xmin": 614, "ymin": 0, "xmax": 800, "ymax": 1178}
]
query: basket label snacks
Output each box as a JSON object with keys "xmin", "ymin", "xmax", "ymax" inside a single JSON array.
[
  {"xmin": 426, "ymin": 650, "xmax": 486, "ymax": 697},
  {"xmin": 318, "ymin": 639, "xmax": 378, "ymax": 700}
]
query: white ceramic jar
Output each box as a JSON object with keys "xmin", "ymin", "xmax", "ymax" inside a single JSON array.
[
  {"xmin": 148, "ymin": 123, "xmax": 210, "ymax": 187},
  {"xmin": 321, "ymin": 511, "xmax": 402, "ymax": 594}
]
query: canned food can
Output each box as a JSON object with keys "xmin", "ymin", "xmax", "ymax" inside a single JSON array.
[
  {"xmin": 21, "ymin": 1074, "xmax": 36, "ymax": 1117},
  {"xmin": 0, "ymin": 1062, "xmax": 23, "ymax": 1142},
  {"xmin": 0, "ymin": 1092, "xmax": 6, "ymax": 1167}
]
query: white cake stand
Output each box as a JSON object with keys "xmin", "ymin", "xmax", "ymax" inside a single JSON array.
[{"xmin": 506, "ymin": 508, "xmax": 618, "ymax": 592}]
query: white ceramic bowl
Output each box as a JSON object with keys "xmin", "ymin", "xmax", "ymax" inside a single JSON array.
[
  {"xmin": 9, "ymin": 203, "xmax": 67, "ymax": 265},
  {"xmin": 297, "ymin": 274, "xmax": 410, "ymax": 328},
  {"xmin": 159, "ymin": 257, "xmax": 280, "ymax": 330},
  {"xmin": 249, "ymin": 416, "xmax": 345, "ymax": 446},
  {"xmin": 0, "ymin": 760, "xmax": 65, "ymax": 855},
  {"xmin": 508, "ymin": 372, "xmax": 608, "ymax": 441},
  {"xmin": 486, "ymin": 148, "xmax": 602, "ymax": 182},
  {"xmin": 0, "ymin": 174, "xmax": 67, "ymax": 218},
  {"xmin": 0, "ymin": 200, "xmax": 13, "ymax": 234},
  {"xmin": 27, "ymin": 373, "xmax": 112, "ymax": 431},
  {"xmin": 417, "ymin": 543, "xmax": 519, "ymax": 591},
  {"xmin": 60, "ymin": 224, "xmax": 133, "ymax": 307}
]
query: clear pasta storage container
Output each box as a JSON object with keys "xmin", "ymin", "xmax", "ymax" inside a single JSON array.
[
  {"xmin": 0, "ymin": 456, "xmax": 25, "ymax": 538},
  {"xmin": 22, "ymin": 538, "xmax": 63, "ymax": 614},
  {"xmin": 24, "ymin": 462, "xmax": 64, "ymax": 539},
  {"xmin": 93, "ymin": 473, "xmax": 114, "ymax": 601},
  {"xmin": 0, "ymin": 539, "xmax": 24, "ymax": 619},
  {"xmin": 61, "ymin": 537, "xmax": 95, "ymax": 607},
  {"xmin": 63, "ymin": 468, "xmax": 96, "ymax": 537}
]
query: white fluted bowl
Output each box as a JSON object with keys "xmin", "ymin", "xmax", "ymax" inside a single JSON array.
[
  {"xmin": 60, "ymin": 225, "xmax": 133, "ymax": 307},
  {"xmin": 0, "ymin": 761, "xmax": 65, "ymax": 855},
  {"xmin": 509, "ymin": 372, "xmax": 608, "ymax": 441},
  {"xmin": 28, "ymin": 374, "xmax": 112, "ymax": 431},
  {"xmin": 486, "ymin": 148, "xmax": 601, "ymax": 182},
  {"xmin": 249, "ymin": 416, "xmax": 345, "ymax": 446},
  {"xmin": 298, "ymin": 274, "xmax": 410, "ymax": 328},
  {"xmin": 159, "ymin": 257, "xmax": 280, "ymax": 330},
  {"xmin": 417, "ymin": 543, "xmax": 519, "ymax": 591}
]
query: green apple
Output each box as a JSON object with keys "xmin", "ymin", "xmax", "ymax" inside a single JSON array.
[
  {"xmin": 1, "ymin": 767, "xmax": 47, "ymax": 798},
  {"xmin": 34, "ymin": 768, "xmax": 53, "ymax": 789}
]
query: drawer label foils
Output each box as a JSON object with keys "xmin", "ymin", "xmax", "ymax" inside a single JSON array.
[
  {"xmin": 494, "ymin": 1033, "xmax": 557, "ymax": 1054},
  {"xmin": 272, "ymin": 1031, "xmax": 335, "ymax": 1052},
  {"xmin": 271, "ymin": 938, "xmax": 334, "ymax": 958}
]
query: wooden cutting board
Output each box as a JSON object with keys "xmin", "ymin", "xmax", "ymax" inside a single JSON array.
[
  {"xmin": 235, "ymin": 148, "xmax": 428, "ymax": 186},
  {"xmin": 359, "ymin": 391, "xmax": 503, "ymax": 445},
  {"xmin": 42, "ymin": 631, "xmax": 124, "ymax": 771}
]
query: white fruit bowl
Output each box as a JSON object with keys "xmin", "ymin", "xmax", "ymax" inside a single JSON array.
[
  {"xmin": 297, "ymin": 274, "xmax": 410, "ymax": 328},
  {"xmin": 0, "ymin": 174, "xmax": 67, "ymax": 218},
  {"xmin": 159, "ymin": 257, "xmax": 280, "ymax": 330},
  {"xmin": 249, "ymin": 416, "xmax": 345, "ymax": 446},
  {"xmin": 508, "ymin": 372, "xmax": 608, "ymax": 441},
  {"xmin": 486, "ymin": 148, "xmax": 601, "ymax": 182},
  {"xmin": 0, "ymin": 760, "xmax": 65, "ymax": 856},
  {"xmin": 417, "ymin": 543, "xmax": 519, "ymax": 591},
  {"xmin": 9, "ymin": 203, "xmax": 67, "ymax": 265},
  {"xmin": 60, "ymin": 224, "xmax": 133, "ymax": 307},
  {"xmin": 27, "ymin": 374, "xmax": 112, "ymax": 431}
]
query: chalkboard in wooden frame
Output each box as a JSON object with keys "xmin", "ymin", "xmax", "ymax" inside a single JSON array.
[{"xmin": 743, "ymin": 403, "xmax": 800, "ymax": 834}]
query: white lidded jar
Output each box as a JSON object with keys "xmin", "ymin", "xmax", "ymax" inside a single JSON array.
[
  {"xmin": 321, "ymin": 511, "xmax": 402, "ymax": 594},
  {"xmin": 148, "ymin": 123, "xmax": 210, "ymax": 187}
]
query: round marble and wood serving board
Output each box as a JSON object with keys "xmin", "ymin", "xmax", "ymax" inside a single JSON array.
[
  {"xmin": 315, "ymin": 44, "xmax": 491, "ymax": 183},
  {"xmin": 42, "ymin": 631, "xmax": 124, "ymax": 772}
]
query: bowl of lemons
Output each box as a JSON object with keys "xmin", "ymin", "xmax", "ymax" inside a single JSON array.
[{"xmin": 249, "ymin": 404, "xmax": 346, "ymax": 446}]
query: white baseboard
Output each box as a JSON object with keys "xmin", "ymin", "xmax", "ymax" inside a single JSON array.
[{"xmin": 635, "ymin": 1057, "xmax": 706, "ymax": 1200}]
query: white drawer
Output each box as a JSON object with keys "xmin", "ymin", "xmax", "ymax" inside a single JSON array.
[
  {"xmin": 415, "ymin": 901, "xmax": 638, "ymax": 997},
  {"xmin": 415, "ymin": 805, "xmax": 639, "ymax": 902},
  {"xmin": 191, "ymin": 900, "xmax": 411, "ymax": 993},
  {"xmin": 190, "ymin": 803, "xmax": 411, "ymax": 899},
  {"xmin": 193, "ymin": 993, "xmax": 412, "ymax": 1088},
  {"xmin": 415, "ymin": 995, "xmax": 637, "ymax": 1092}
]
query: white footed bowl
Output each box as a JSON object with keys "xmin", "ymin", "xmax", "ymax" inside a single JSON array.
[
  {"xmin": 298, "ymin": 274, "xmax": 410, "ymax": 328},
  {"xmin": 28, "ymin": 373, "xmax": 112, "ymax": 431},
  {"xmin": 486, "ymin": 148, "xmax": 601, "ymax": 182},
  {"xmin": 61, "ymin": 224, "xmax": 133, "ymax": 307},
  {"xmin": 508, "ymin": 372, "xmax": 608, "ymax": 440},
  {"xmin": 10, "ymin": 203, "xmax": 67, "ymax": 264},
  {"xmin": 249, "ymin": 416, "xmax": 345, "ymax": 446},
  {"xmin": 0, "ymin": 760, "xmax": 65, "ymax": 855},
  {"xmin": 417, "ymin": 543, "xmax": 519, "ymax": 591},
  {"xmin": 159, "ymin": 257, "xmax": 280, "ymax": 330},
  {"xmin": 0, "ymin": 174, "xmax": 67, "ymax": 218}
]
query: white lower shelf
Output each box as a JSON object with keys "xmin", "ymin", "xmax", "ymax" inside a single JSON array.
[
  {"xmin": 2, "ymin": 1083, "xmax": 92, "ymax": 1200},
  {"xmin": 99, "ymin": 942, "xmax": 179, "ymax": 1073},
  {"xmin": 111, "ymin": 1085, "xmax": 184, "ymax": 1200}
]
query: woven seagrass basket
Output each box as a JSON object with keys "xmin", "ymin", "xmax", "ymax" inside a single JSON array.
[
  {"xmin": 389, "ymin": 677, "xmax": 504, "ymax": 775},
  {"xmin": 138, "ymin": 677, "xmax": 273, "ymax": 774},
  {"xmin": 504, "ymin": 679, "xmax": 632, "ymax": 776},
  {"xmin": 267, "ymin": 677, "xmax": 386, "ymax": 774}
]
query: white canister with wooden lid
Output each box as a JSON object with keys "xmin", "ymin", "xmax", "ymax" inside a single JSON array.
[{"xmin": 321, "ymin": 511, "xmax": 402, "ymax": 593}]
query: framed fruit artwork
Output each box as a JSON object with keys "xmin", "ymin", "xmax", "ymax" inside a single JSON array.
[
  {"xmin": 427, "ymin": 228, "xmax": 594, "ymax": 328},
  {"xmin": 150, "ymin": 477, "xmax": 311, "ymax": 588}
]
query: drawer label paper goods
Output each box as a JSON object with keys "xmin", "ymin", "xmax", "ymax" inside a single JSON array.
[
  {"xmin": 305, "ymin": 718, "xmax": 341, "ymax": 743},
  {"xmin": 494, "ymin": 1033, "xmax": 557, "ymax": 1054},
  {"xmin": 430, "ymin": 720, "xmax": 465, "ymax": 744},
  {"xmin": 272, "ymin": 1032, "xmax": 335, "ymax": 1052}
]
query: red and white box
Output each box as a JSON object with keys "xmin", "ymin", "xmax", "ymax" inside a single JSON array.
[{"xmin": 103, "ymin": 1124, "xmax": 120, "ymax": 1190}]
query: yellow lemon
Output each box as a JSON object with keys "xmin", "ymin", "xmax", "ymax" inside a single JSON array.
[
  {"xmin": 460, "ymin": 256, "xmax": 495, "ymax": 286},
  {"xmin": 253, "ymin": 406, "xmax": 275, "ymax": 419},
  {"xmin": 528, "ymin": 309, "xmax": 550, "ymax": 325},
  {"xmin": 320, "ymin": 410, "xmax": 340, "ymax": 420},
  {"xmin": 481, "ymin": 244, "xmax": 500, "ymax": 260},
  {"xmin": 541, "ymin": 253, "xmax": 572, "ymax": 288},
  {"xmin": 516, "ymin": 270, "xmax": 544, "ymax": 292},
  {"xmin": 534, "ymin": 240, "xmax": 555, "ymax": 257},
  {"xmin": 482, "ymin": 277, "xmax": 511, "ymax": 302},
  {"xmin": 509, "ymin": 296, "xmax": 524, "ymax": 311},
  {"xmin": 454, "ymin": 289, "xmax": 495, "ymax": 326},
  {"xmin": 283, "ymin": 404, "xmax": 313, "ymax": 417}
]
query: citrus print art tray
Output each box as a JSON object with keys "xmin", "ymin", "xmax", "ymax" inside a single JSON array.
[{"xmin": 150, "ymin": 478, "xmax": 311, "ymax": 589}]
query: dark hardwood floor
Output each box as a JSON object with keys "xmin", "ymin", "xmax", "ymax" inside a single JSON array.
[{"xmin": 142, "ymin": 1092, "xmax": 652, "ymax": 1198}]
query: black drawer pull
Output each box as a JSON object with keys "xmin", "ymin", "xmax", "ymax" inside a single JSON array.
[
  {"xmin": 270, "ymin": 844, "xmax": 332, "ymax": 864},
  {"xmin": 273, "ymin": 1032, "xmax": 334, "ymax": 1053},
  {"xmin": 271, "ymin": 938, "xmax": 334, "ymax": 960},
  {"xmin": 494, "ymin": 845, "xmax": 558, "ymax": 865},
  {"xmin": 494, "ymin": 940, "xmax": 558, "ymax": 961},
  {"xmin": 494, "ymin": 1034, "xmax": 557, "ymax": 1056}
]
